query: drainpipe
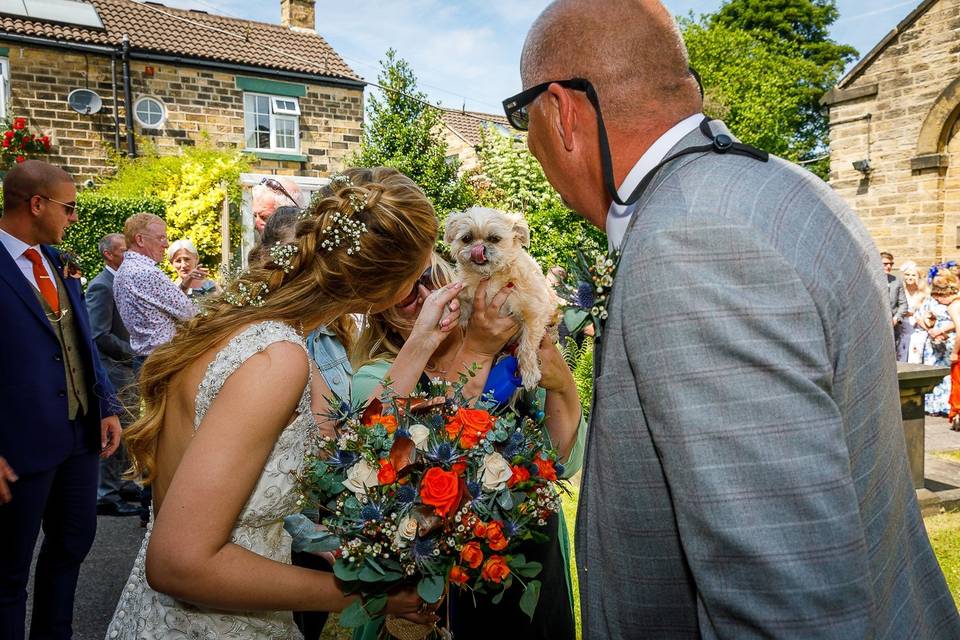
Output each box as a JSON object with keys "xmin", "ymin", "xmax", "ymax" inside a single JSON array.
[
  {"xmin": 110, "ymin": 51, "xmax": 120, "ymax": 152},
  {"xmin": 121, "ymin": 35, "xmax": 136, "ymax": 158}
]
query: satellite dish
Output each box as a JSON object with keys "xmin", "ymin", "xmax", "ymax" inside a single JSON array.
[{"xmin": 67, "ymin": 89, "xmax": 103, "ymax": 115}]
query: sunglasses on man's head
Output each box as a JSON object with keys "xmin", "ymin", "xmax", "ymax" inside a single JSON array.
[
  {"xmin": 259, "ymin": 177, "xmax": 300, "ymax": 207},
  {"xmin": 396, "ymin": 267, "xmax": 435, "ymax": 308}
]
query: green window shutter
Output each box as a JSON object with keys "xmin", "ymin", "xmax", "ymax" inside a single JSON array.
[{"xmin": 235, "ymin": 76, "xmax": 306, "ymax": 97}]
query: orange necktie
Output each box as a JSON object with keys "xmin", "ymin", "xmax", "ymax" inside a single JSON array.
[{"xmin": 23, "ymin": 248, "xmax": 60, "ymax": 315}]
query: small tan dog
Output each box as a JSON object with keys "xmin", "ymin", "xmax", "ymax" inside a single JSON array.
[{"xmin": 444, "ymin": 206, "xmax": 560, "ymax": 390}]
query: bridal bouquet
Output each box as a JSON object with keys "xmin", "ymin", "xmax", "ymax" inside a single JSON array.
[{"xmin": 285, "ymin": 376, "xmax": 567, "ymax": 634}]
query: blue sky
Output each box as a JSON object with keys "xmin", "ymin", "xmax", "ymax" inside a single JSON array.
[{"xmin": 161, "ymin": 0, "xmax": 921, "ymax": 114}]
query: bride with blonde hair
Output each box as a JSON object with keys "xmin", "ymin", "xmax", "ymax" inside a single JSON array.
[{"xmin": 106, "ymin": 168, "xmax": 457, "ymax": 638}]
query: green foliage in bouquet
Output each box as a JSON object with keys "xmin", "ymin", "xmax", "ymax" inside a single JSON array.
[{"xmin": 286, "ymin": 375, "xmax": 569, "ymax": 631}]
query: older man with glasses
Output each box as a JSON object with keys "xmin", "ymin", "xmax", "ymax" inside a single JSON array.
[
  {"xmin": 113, "ymin": 212, "xmax": 196, "ymax": 369},
  {"xmin": 251, "ymin": 176, "xmax": 305, "ymax": 235}
]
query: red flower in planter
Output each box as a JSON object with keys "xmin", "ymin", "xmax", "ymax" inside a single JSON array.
[
  {"xmin": 2, "ymin": 140, "xmax": 9, "ymax": 149},
  {"xmin": 12, "ymin": 118, "xmax": 25, "ymax": 130},
  {"xmin": 15, "ymin": 155, "xmax": 25, "ymax": 163}
]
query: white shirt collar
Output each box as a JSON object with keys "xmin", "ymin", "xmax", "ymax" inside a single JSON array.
[
  {"xmin": 605, "ymin": 113, "xmax": 704, "ymax": 250},
  {"xmin": 105, "ymin": 265, "xmax": 118, "ymax": 276},
  {"xmin": 0, "ymin": 226, "xmax": 37, "ymax": 260}
]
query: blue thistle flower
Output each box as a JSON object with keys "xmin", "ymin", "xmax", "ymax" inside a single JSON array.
[
  {"xmin": 395, "ymin": 426, "xmax": 411, "ymax": 439},
  {"xmin": 425, "ymin": 443, "xmax": 458, "ymax": 465},
  {"xmin": 466, "ymin": 481, "xmax": 481, "ymax": 498},
  {"xmin": 360, "ymin": 503, "xmax": 383, "ymax": 522},
  {"xmin": 395, "ymin": 485, "xmax": 416, "ymax": 504},
  {"xmin": 412, "ymin": 536, "xmax": 436, "ymax": 565},
  {"xmin": 328, "ymin": 450, "xmax": 357, "ymax": 471},
  {"xmin": 555, "ymin": 463, "xmax": 565, "ymax": 477},
  {"xmin": 503, "ymin": 520, "xmax": 521, "ymax": 537},
  {"xmin": 574, "ymin": 281, "xmax": 595, "ymax": 309}
]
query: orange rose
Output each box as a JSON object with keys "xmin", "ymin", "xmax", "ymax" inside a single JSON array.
[
  {"xmin": 377, "ymin": 459, "xmax": 396, "ymax": 485},
  {"xmin": 485, "ymin": 520, "xmax": 508, "ymax": 551},
  {"xmin": 364, "ymin": 413, "xmax": 398, "ymax": 434},
  {"xmin": 445, "ymin": 408, "xmax": 494, "ymax": 449},
  {"xmin": 449, "ymin": 565, "xmax": 469, "ymax": 586},
  {"xmin": 480, "ymin": 555, "xmax": 510, "ymax": 584},
  {"xmin": 419, "ymin": 467, "xmax": 462, "ymax": 517},
  {"xmin": 507, "ymin": 465, "xmax": 530, "ymax": 488},
  {"xmin": 533, "ymin": 454, "xmax": 557, "ymax": 482},
  {"xmin": 460, "ymin": 541, "xmax": 484, "ymax": 569},
  {"xmin": 473, "ymin": 521, "xmax": 487, "ymax": 538},
  {"xmin": 451, "ymin": 461, "xmax": 467, "ymax": 476}
]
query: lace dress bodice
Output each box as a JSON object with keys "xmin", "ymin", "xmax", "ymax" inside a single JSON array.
[{"xmin": 106, "ymin": 321, "xmax": 314, "ymax": 639}]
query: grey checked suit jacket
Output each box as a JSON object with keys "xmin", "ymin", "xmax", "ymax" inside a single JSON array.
[
  {"xmin": 576, "ymin": 121, "xmax": 960, "ymax": 638},
  {"xmin": 887, "ymin": 273, "xmax": 907, "ymax": 324}
]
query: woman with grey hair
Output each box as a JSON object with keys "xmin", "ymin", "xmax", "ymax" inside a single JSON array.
[{"xmin": 167, "ymin": 238, "xmax": 219, "ymax": 298}]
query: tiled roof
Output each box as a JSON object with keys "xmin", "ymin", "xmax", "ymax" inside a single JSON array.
[
  {"xmin": 440, "ymin": 108, "xmax": 512, "ymax": 147},
  {"xmin": 0, "ymin": 0, "xmax": 360, "ymax": 83}
]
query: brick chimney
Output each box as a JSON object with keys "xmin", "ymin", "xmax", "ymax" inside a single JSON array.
[{"xmin": 280, "ymin": 0, "xmax": 315, "ymax": 32}]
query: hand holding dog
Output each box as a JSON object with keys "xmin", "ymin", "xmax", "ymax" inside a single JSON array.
[{"xmin": 463, "ymin": 279, "xmax": 519, "ymax": 358}]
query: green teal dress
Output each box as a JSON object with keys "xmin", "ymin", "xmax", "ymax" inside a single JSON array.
[{"xmin": 350, "ymin": 360, "xmax": 586, "ymax": 640}]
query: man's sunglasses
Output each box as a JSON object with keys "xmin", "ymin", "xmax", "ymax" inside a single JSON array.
[
  {"xmin": 25, "ymin": 194, "xmax": 77, "ymax": 214},
  {"xmin": 259, "ymin": 177, "xmax": 300, "ymax": 207},
  {"xmin": 502, "ymin": 78, "xmax": 593, "ymax": 131},
  {"xmin": 502, "ymin": 68, "xmax": 704, "ymax": 131},
  {"xmin": 396, "ymin": 267, "xmax": 435, "ymax": 308}
]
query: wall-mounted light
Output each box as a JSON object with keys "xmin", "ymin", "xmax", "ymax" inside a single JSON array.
[{"xmin": 853, "ymin": 159, "xmax": 871, "ymax": 174}]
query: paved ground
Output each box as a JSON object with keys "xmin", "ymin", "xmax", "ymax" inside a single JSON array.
[{"xmin": 22, "ymin": 416, "xmax": 960, "ymax": 639}]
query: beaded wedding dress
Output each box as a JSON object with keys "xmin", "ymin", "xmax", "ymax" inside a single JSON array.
[{"xmin": 105, "ymin": 322, "xmax": 314, "ymax": 639}]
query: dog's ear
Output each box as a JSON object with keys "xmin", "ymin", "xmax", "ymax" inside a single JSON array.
[
  {"xmin": 443, "ymin": 211, "xmax": 466, "ymax": 246},
  {"xmin": 511, "ymin": 214, "xmax": 531, "ymax": 248}
]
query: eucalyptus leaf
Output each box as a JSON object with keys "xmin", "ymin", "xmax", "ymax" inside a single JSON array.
[
  {"xmin": 333, "ymin": 560, "xmax": 360, "ymax": 582},
  {"xmin": 515, "ymin": 561, "xmax": 543, "ymax": 578},
  {"xmin": 519, "ymin": 580, "xmax": 541, "ymax": 621},
  {"xmin": 496, "ymin": 490, "xmax": 514, "ymax": 510},
  {"xmin": 417, "ymin": 574, "xmax": 445, "ymax": 604},
  {"xmin": 339, "ymin": 600, "xmax": 371, "ymax": 627},
  {"xmin": 366, "ymin": 594, "xmax": 388, "ymax": 615},
  {"xmin": 491, "ymin": 588, "xmax": 506, "ymax": 605},
  {"xmin": 359, "ymin": 565, "xmax": 386, "ymax": 582}
]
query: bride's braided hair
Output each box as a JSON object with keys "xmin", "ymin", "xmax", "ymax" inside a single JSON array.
[{"xmin": 126, "ymin": 167, "xmax": 438, "ymax": 482}]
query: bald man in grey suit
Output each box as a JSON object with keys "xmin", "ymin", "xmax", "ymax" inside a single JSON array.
[{"xmin": 513, "ymin": 1, "xmax": 959, "ymax": 637}]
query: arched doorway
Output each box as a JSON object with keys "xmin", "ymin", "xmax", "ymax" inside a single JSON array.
[{"xmin": 944, "ymin": 116, "xmax": 960, "ymax": 261}]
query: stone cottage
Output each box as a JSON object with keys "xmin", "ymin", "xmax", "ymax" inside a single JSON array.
[
  {"xmin": 440, "ymin": 108, "xmax": 513, "ymax": 172},
  {"xmin": 0, "ymin": 0, "xmax": 364, "ymax": 180},
  {"xmin": 823, "ymin": 0, "xmax": 960, "ymax": 269}
]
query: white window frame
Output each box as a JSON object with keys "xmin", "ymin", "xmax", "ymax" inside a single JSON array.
[
  {"xmin": 243, "ymin": 92, "xmax": 301, "ymax": 154},
  {"xmin": 271, "ymin": 96, "xmax": 300, "ymax": 116},
  {"xmin": 0, "ymin": 58, "xmax": 10, "ymax": 120},
  {"xmin": 133, "ymin": 95, "xmax": 167, "ymax": 128}
]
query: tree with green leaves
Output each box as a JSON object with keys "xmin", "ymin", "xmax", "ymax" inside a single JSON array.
[
  {"xmin": 471, "ymin": 128, "xmax": 604, "ymax": 270},
  {"xmin": 683, "ymin": 0, "xmax": 857, "ymax": 178},
  {"xmin": 352, "ymin": 49, "xmax": 472, "ymax": 219}
]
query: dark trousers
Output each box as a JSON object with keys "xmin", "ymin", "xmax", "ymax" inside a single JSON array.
[{"xmin": 0, "ymin": 419, "xmax": 98, "ymax": 640}]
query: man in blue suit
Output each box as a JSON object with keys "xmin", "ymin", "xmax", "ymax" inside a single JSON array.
[{"xmin": 0, "ymin": 160, "xmax": 122, "ymax": 639}]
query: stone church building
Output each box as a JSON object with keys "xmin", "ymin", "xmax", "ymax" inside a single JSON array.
[{"xmin": 824, "ymin": 0, "xmax": 960, "ymax": 269}]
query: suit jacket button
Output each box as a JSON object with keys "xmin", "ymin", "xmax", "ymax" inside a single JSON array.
[
  {"xmin": 58, "ymin": 390, "xmax": 66, "ymax": 397},
  {"xmin": 54, "ymin": 354, "xmax": 62, "ymax": 362}
]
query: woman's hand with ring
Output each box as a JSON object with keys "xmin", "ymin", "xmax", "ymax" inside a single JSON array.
[
  {"xmin": 384, "ymin": 588, "xmax": 441, "ymax": 625},
  {"xmin": 409, "ymin": 281, "xmax": 463, "ymax": 350}
]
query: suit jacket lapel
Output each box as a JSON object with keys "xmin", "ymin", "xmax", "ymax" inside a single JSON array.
[{"xmin": 0, "ymin": 240, "xmax": 55, "ymax": 334}]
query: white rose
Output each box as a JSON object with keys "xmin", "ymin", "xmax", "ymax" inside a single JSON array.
[
  {"xmin": 395, "ymin": 516, "xmax": 419, "ymax": 546},
  {"xmin": 480, "ymin": 452, "xmax": 513, "ymax": 492},
  {"xmin": 342, "ymin": 459, "xmax": 379, "ymax": 496},
  {"xmin": 409, "ymin": 423, "xmax": 431, "ymax": 451}
]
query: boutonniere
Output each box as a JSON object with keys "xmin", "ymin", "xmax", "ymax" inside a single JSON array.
[
  {"xmin": 59, "ymin": 251, "xmax": 83, "ymax": 281},
  {"xmin": 556, "ymin": 248, "xmax": 621, "ymax": 339}
]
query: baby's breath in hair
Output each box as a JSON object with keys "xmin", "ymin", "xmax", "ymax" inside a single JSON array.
[
  {"xmin": 320, "ymin": 212, "xmax": 368, "ymax": 255},
  {"xmin": 224, "ymin": 280, "xmax": 269, "ymax": 307},
  {"xmin": 269, "ymin": 243, "xmax": 299, "ymax": 273}
]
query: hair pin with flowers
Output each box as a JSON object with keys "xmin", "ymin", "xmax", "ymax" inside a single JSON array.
[
  {"xmin": 928, "ymin": 261, "xmax": 958, "ymax": 283},
  {"xmin": 223, "ymin": 280, "xmax": 268, "ymax": 307}
]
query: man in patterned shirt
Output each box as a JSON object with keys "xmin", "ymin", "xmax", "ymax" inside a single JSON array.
[{"xmin": 114, "ymin": 213, "xmax": 196, "ymax": 369}]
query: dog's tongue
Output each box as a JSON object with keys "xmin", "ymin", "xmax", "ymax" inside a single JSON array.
[{"xmin": 470, "ymin": 244, "xmax": 487, "ymax": 264}]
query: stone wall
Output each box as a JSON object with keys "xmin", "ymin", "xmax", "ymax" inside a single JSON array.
[
  {"xmin": 825, "ymin": 0, "xmax": 960, "ymax": 269},
  {"xmin": 0, "ymin": 39, "xmax": 363, "ymax": 181}
]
